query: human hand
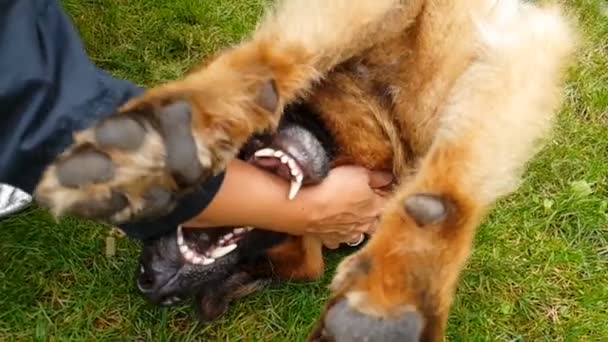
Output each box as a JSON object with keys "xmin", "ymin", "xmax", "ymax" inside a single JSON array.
[
  {"xmin": 316, "ymin": 232, "xmax": 368, "ymax": 250},
  {"xmin": 298, "ymin": 165, "xmax": 393, "ymax": 249},
  {"xmin": 179, "ymin": 160, "xmax": 392, "ymax": 249}
]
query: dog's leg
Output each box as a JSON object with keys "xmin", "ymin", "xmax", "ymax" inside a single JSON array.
[
  {"xmin": 266, "ymin": 235, "xmax": 325, "ymax": 281},
  {"xmin": 309, "ymin": 3, "xmax": 577, "ymax": 341},
  {"xmin": 34, "ymin": 0, "xmax": 424, "ymax": 223}
]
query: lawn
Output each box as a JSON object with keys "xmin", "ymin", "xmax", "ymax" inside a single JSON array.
[{"xmin": 1, "ymin": 0, "xmax": 607, "ymax": 340}]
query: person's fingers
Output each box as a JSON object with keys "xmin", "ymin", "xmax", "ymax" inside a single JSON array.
[
  {"xmin": 322, "ymin": 237, "xmax": 341, "ymax": 249},
  {"xmin": 372, "ymin": 188, "xmax": 392, "ymax": 197},
  {"xmin": 366, "ymin": 216, "xmax": 381, "ymax": 234},
  {"xmin": 370, "ymin": 190, "xmax": 390, "ymax": 214},
  {"xmin": 367, "ymin": 170, "xmax": 394, "ymax": 190}
]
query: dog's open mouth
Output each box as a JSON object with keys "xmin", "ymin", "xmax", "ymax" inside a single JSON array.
[
  {"xmin": 177, "ymin": 225, "xmax": 254, "ymax": 265},
  {"xmin": 176, "ymin": 144, "xmax": 309, "ymax": 265},
  {"xmin": 251, "ymin": 147, "xmax": 304, "ymax": 200}
]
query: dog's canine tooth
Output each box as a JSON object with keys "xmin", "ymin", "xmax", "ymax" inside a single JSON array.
[
  {"xmin": 202, "ymin": 257, "xmax": 215, "ymax": 265},
  {"xmin": 184, "ymin": 250, "xmax": 195, "ymax": 261},
  {"xmin": 179, "ymin": 244, "xmax": 189, "ymax": 255},
  {"xmin": 192, "ymin": 255, "xmax": 203, "ymax": 264},
  {"xmin": 288, "ymin": 178, "xmax": 303, "ymax": 200},
  {"xmin": 233, "ymin": 227, "xmax": 246, "ymax": 234},
  {"xmin": 176, "ymin": 225, "xmax": 184, "ymax": 244},
  {"xmin": 254, "ymin": 148, "xmax": 276, "ymax": 158},
  {"xmin": 210, "ymin": 244, "xmax": 238, "ymax": 259}
]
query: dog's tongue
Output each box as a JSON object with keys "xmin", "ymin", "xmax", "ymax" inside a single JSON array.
[
  {"xmin": 251, "ymin": 156, "xmax": 293, "ymax": 181},
  {"xmin": 252, "ymin": 156, "xmax": 282, "ymax": 168}
]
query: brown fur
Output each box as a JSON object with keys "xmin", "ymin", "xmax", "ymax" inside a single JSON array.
[
  {"xmin": 35, "ymin": 0, "xmax": 578, "ymax": 339},
  {"xmin": 266, "ymin": 235, "xmax": 325, "ymax": 281}
]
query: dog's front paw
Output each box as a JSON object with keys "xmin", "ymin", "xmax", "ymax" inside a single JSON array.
[
  {"xmin": 34, "ymin": 62, "xmax": 281, "ymax": 223},
  {"xmin": 34, "ymin": 100, "xmax": 215, "ymax": 223}
]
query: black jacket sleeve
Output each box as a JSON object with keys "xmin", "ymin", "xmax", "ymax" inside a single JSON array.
[{"xmin": 0, "ymin": 0, "xmax": 225, "ymax": 240}]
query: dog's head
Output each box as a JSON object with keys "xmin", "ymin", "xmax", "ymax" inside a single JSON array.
[{"xmin": 135, "ymin": 224, "xmax": 287, "ymax": 320}]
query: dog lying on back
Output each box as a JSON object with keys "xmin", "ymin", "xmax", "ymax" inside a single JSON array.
[{"xmin": 34, "ymin": 0, "xmax": 578, "ymax": 340}]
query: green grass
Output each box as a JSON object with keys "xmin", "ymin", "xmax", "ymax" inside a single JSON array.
[{"xmin": 1, "ymin": 0, "xmax": 607, "ymax": 340}]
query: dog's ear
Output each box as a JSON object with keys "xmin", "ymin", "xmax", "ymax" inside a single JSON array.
[{"xmin": 195, "ymin": 291, "xmax": 231, "ymax": 323}]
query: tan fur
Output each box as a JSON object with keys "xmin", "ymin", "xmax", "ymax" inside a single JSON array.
[{"xmin": 34, "ymin": 0, "xmax": 578, "ymax": 339}]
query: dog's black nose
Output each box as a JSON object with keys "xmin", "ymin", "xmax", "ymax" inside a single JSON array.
[{"xmin": 136, "ymin": 266, "xmax": 156, "ymax": 293}]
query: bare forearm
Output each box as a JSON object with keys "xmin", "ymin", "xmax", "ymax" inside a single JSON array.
[{"xmin": 185, "ymin": 159, "xmax": 315, "ymax": 235}]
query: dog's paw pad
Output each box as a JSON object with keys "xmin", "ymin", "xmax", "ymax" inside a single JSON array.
[
  {"xmin": 55, "ymin": 146, "xmax": 114, "ymax": 188},
  {"xmin": 312, "ymin": 299, "xmax": 423, "ymax": 342},
  {"xmin": 69, "ymin": 191, "xmax": 129, "ymax": 219},
  {"xmin": 34, "ymin": 99, "xmax": 217, "ymax": 223},
  {"xmin": 94, "ymin": 115, "xmax": 146, "ymax": 151}
]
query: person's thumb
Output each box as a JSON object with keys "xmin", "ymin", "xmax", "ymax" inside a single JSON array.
[{"xmin": 367, "ymin": 170, "xmax": 394, "ymax": 190}]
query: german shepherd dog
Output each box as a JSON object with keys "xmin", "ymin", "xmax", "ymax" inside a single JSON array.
[{"xmin": 34, "ymin": 0, "xmax": 577, "ymax": 340}]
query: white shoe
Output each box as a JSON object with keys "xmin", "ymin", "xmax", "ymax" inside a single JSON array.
[{"xmin": 0, "ymin": 183, "xmax": 32, "ymax": 219}]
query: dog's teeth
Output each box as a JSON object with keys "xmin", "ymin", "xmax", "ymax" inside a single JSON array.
[
  {"xmin": 254, "ymin": 148, "xmax": 276, "ymax": 158},
  {"xmin": 245, "ymin": 227, "xmax": 254, "ymax": 232},
  {"xmin": 177, "ymin": 226, "xmax": 184, "ymax": 245},
  {"xmin": 192, "ymin": 255, "xmax": 203, "ymax": 264},
  {"xmin": 287, "ymin": 158, "xmax": 296, "ymax": 169},
  {"xmin": 202, "ymin": 257, "xmax": 215, "ymax": 265},
  {"xmin": 233, "ymin": 227, "xmax": 246, "ymax": 235},
  {"xmin": 273, "ymin": 150, "xmax": 284, "ymax": 158},
  {"xmin": 179, "ymin": 244, "xmax": 189, "ymax": 255},
  {"xmin": 287, "ymin": 159, "xmax": 301, "ymax": 177},
  {"xmin": 184, "ymin": 250, "xmax": 195, "ymax": 261},
  {"xmin": 288, "ymin": 178, "xmax": 303, "ymax": 200},
  {"xmin": 210, "ymin": 244, "xmax": 238, "ymax": 259},
  {"xmin": 296, "ymin": 174, "xmax": 303, "ymax": 183},
  {"xmin": 280, "ymin": 155, "xmax": 289, "ymax": 164},
  {"xmin": 140, "ymin": 265, "xmax": 145, "ymax": 273}
]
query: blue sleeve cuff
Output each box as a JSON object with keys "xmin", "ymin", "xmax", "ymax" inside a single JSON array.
[{"xmin": 118, "ymin": 172, "xmax": 226, "ymax": 241}]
